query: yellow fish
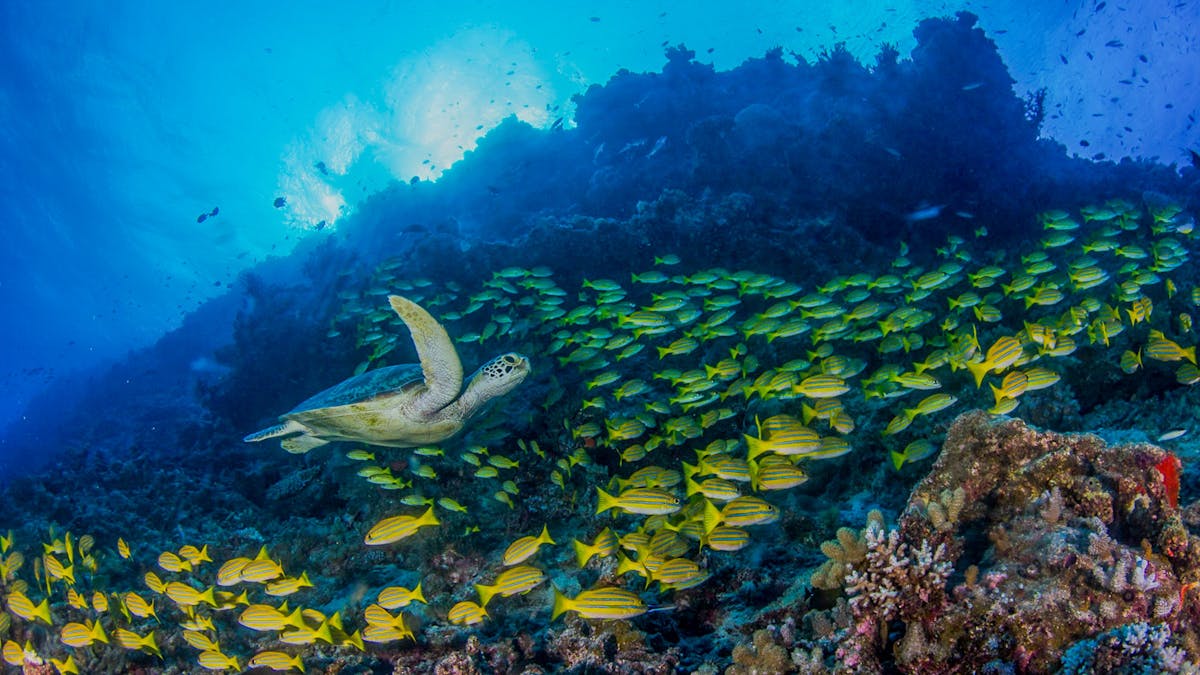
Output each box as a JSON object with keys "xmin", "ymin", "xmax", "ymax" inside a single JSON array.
[
  {"xmin": 364, "ymin": 507, "xmax": 441, "ymax": 545},
  {"xmin": 122, "ymin": 592, "xmax": 157, "ymax": 620},
  {"xmin": 377, "ymin": 582, "xmax": 426, "ymax": 610},
  {"xmin": 114, "ymin": 628, "xmax": 160, "ymax": 657},
  {"xmin": 239, "ymin": 558, "xmax": 285, "ymax": 583},
  {"xmin": 502, "ymin": 526, "xmax": 555, "ymax": 566},
  {"xmin": 166, "ymin": 581, "xmax": 217, "ymax": 607},
  {"xmin": 572, "ymin": 528, "xmax": 619, "ymax": 567},
  {"xmin": 178, "ymin": 544, "xmax": 212, "ymax": 566},
  {"xmin": 266, "ymin": 572, "xmax": 314, "ymax": 597},
  {"xmin": 238, "ymin": 604, "xmax": 307, "ymax": 632},
  {"xmin": 198, "ymin": 650, "xmax": 241, "ymax": 671},
  {"xmin": 59, "ymin": 621, "xmax": 107, "ymax": 648},
  {"xmin": 217, "ymin": 557, "xmax": 252, "ymax": 586},
  {"xmin": 447, "ymin": 600, "xmax": 489, "ymax": 626},
  {"xmin": 247, "ymin": 651, "xmax": 305, "ymax": 672},
  {"xmin": 595, "ymin": 487, "xmax": 681, "ymax": 515},
  {"xmin": 474, "ymin": 565, "xmax": 547, "ymax": 607},
  {"xmin": 157, "ymin": 551, "xmax": 192, "ymax": 573},
  {"xmin": 50, "ymin": 655, "xmax": 79, "ymax": 675},
  {"xmin": 182, "ymin": 630, "xmax": 220, "ymax": 652},
  {"xmin": 6, "ymin": 591, "xmax": 51, "ymax": 624},
  {"xmin": 551, "ymin": 586, "xmax": 647, "ymax": 620}
]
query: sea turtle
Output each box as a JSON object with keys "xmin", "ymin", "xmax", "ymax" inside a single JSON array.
[{"xmin": 243, "ymin": 295, "xmax": 531, "ymax": 453}]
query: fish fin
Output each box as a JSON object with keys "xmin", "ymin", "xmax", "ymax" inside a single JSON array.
[
  {"xmin": 966, "ymin": 359, "xmax": 991, "ymax": 388},
  {"xmin": 702, "ymin": 499, "xmax": 722, "ymax": 534},
  {"xmin": 572, "ymin": 539, "xmax": 593, "ymax": 567},
  {"xmin": 595, "ymin": 487, "xmax": 617, "ymax": 514},
  {"xmin": 551, "ymin": 588, "xmax": 571, "ymax": 620},
  {"xmin": 475, "ymin": 584, "xmax": 496, "ymax": 608}
]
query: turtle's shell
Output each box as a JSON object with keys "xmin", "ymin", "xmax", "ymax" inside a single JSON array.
[{"xmin": 287, "ymin": 364, "xmax": 427, "ymax": 416}]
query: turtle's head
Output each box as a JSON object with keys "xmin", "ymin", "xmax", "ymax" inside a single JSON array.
[{"xmin": 462, "ymin": 352, "xmax": 531, "ymax": 405}]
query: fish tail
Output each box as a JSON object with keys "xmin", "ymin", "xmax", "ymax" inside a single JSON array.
[
  {"xmin": 551, "ymin": 588, "xmax": 571, "ymax": 620},
  {"xmin": 421, "ymin": 507, "xmax": 441, "ymax": 527},
  {"xmin": 890, "ymin": 450, "xmax": 906, "ymax": 471},
  {"xmin": 595, "ymin": 487, "xmax": 617, "ymax": 514},
  {"xmin": 475, "ymin": 583, "xmax": 496, "ymax": 609},
  {"xmin": 967, "ymin": 359, "xmax": 991, "ymax": 388},
  {"xmin": 34, "ymin": 598, "xmax": 52, "ymax": 625},
  {"xmin": 743, "ymin": 434, "xmax": 769, "ymax": 459},
  {"xmin": 702, "ymin": 499, "xmax": 722, "ymax": 534},
  {"xmin": 286, "ymin": 608, "xmax": 307, "ymax": 630},
  {"xmin": 572, "ymin": 539, "xmax": 594, "ymax": 567}
]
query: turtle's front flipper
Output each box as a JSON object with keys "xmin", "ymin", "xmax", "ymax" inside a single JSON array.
[
  {"xmin": 389, "ymin": 295, "xmax": 464, "ymax": 414},
  {"xmin": 243, "ymin": 420, "xmax": 307, "ymax": 443}
]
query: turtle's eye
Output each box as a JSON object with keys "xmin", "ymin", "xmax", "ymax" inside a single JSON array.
[{"xmin": 503, "ymin": 354, "xmax": 518, "ymax": 365}]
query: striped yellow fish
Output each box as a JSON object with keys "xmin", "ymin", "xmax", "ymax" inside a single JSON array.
[
  {"xmin": 377, "ymin": 582, "xmax": 425, "ymax": 610},
  {"xmin": 502, "ymin": 526, "xmax": 555, "ymax": 566},
  {"xmin": 157, "ymin": 551, "xmax": 192, "ymax": 573},
  {"xmin": 720, "ymin": 496, "xmax": 780, "ymax": 527},
  {"xmin": 165, "ymin": 581, "xmax": 217, "ymax": 607},
  {"xmin": 551, "ymin": 586, "xmax": 647, "ymax": 620},
  {"xmin": 59, "ymin": 621, "xmax": 107, "ymax": 648},
  {"xmin": 114, "ymin": 628, "xmax": 160, "ymax": 657},
  {"xmin": 364, "ymin": 507, "xmax": 441, "ymax": 546},
  {"xmin": 595, "ymin": 487, "xmax": 681, "ymax": 515},
  {"xmin": 198, "ymin": 650, "xmax": 241, "ymax": 671},
  {"xmin": 703, "ymin": 526, "xmax": 751, "ymax": 552},
  {"xmin": 793, "ymin": 374, "xmax": 850, "ymax": 399},
  {"xmin": 122, "ymin": 592, "xmax": 156, "ymax": 620},
  {"xmin": 266, "ymin": 572, "xmax": 314, "ymax": 597},
  {"xmin": 475, "ymin": 565, "xmax": 547, "ymax": 607},
  {"xmin": 217, "ymin": 557, "xmax": 251, "ymax": 586},
  {"xmin": 448, "ymin": 600, "xmax": 489, "ymax": 626},
  {"xmin": 572, "ymin": 528, "xmax": 619, "ymax": 567},
  {"xmin": 182, "ymin": 630, "xmax": 220, "ymax": 652},
  {"xmin": 247, "ymin": 651, "xmax": 305, "ymax": 672},
  {"xmin": 239, "ymin": 558, "xmax": 284, "ymax": 583},
  {"xmin": 238, "ymin": 604, "xmax": 307, "ymax": 632}
]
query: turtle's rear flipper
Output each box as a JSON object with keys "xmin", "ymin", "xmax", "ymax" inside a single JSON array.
[
  {"xmin": 281, "ymin": 436, "xmax": 329, "ymax": 454},
  {"xmin": 243, "ymin": 420, "xmax": 305, "ymax": 443}
]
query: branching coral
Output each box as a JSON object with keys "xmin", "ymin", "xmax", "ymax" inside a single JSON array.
[
  {"xmin": 1059, "ymin": 622, "xmax": 1197, "ymax": 674},
  {"xmin": 843, "ymin": 522, "xmax": 952, "ymax": 621}
]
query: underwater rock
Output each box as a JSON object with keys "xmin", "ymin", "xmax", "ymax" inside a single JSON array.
[{"xmin": 803, "ymin": 411, "xmax": 1199, "ymax": 673}]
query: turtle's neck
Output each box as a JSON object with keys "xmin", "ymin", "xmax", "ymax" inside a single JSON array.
[{"xmin": 440, "ymin": 372, "xmax": 489, "ymax": 421}]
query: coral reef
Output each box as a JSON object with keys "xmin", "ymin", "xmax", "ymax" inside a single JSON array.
[
  {"xmin": 1, "ymin": 9, "xmax": 1199, "ymax": 675},
  {"xmin": 1059, "ymin": 622, "xmax": 1196, "ymax": 674},
  {"xmin": 802, "ymin": 411, "xmax": 1200, "ymax": 673}
]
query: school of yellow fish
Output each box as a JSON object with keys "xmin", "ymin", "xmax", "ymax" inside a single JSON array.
[{"xmin": 2, "ymin": 196, "xmax": 1196, "ymax": 672}]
